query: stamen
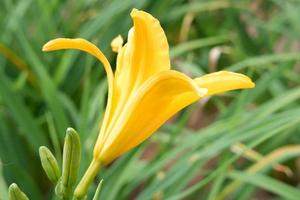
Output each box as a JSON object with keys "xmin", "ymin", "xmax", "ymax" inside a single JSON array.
[{"xmin": 111, "ymin": 35, "xmax": 124, "ymax": 53}]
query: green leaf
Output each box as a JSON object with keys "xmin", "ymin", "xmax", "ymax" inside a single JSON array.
[
  {"xmin": 228, "ymin": 171, "xmax": 300, "ymax": 200},
  {"xmin": 92, "ymin": 180, "xmax": 103, "ymax": 200}
]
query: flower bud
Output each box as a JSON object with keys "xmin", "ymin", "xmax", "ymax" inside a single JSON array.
[
  {"xmin": 58, "ymin": 128, "xmax": 81, "ymax": 199},
  {"xmin": 39, "ymin": 146, "xmax": 60, "ymax": 184},
  {"xmin": 8, "ymin": 183, "xmax": 29, "ymax": 200}
]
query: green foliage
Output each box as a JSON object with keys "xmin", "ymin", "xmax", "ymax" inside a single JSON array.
[{"xmin": 0, "ymin": 0, "xmax": 300, "ymax": 199}]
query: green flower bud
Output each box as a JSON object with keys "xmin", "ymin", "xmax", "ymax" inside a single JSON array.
[
  {"xmin": 58, "ymin": 127, "xmax": 81, "ymax": 199},
  {"xmin": 54, "ymin": 178, "xmax": 64, "ymax": 199},
  {"xmin": 8, "ymin": 183, "xmax": 29, "ymax": 200},
  {"xmin": 39, "ymin": 146, "xmax": 60, "ymax": 184}
]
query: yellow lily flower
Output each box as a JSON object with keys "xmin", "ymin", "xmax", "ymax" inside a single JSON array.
[{"xmin": 43, "ymin": 8, "xmax": 254, "ymax": 198}]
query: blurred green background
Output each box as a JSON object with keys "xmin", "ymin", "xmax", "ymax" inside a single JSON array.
[{"xmin": 1, "ymin": 0, "xmax": 300, "ymax": 199}]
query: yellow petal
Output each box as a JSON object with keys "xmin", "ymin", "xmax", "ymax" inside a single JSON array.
[
  {"xmin": 114, "ymin": 9, "xmax": 171, "ymax": 98},
  {"xmin": 100, "ymin": 9, "xmax": 172, "ymax": 146},
  {"xmin": 43, "ymin": 38, "xmax": 115, "ymax": 139},
  {"xmin": 42, "ymin": 38, "xmax": 113, "ymax": 90},
  {"xmin": 94, "ymin": 70, "xmax": 207, "ymax": 164},
  {"xmin": 128, "ymin": 8, "xmax": 171, "ymax": 83},
  {"xmin": 194, "ymin": 71, "xmax": 255, "ymax": 96},
  {"xmin": 110, "ymin": 35, "xmax": 123, "ymax": 53},
  {"xmin": 113, "ymin": 9, "xmax": 171, "ymax": 104}
]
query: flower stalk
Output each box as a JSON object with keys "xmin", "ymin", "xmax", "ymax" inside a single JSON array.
[{"xmin": 74, "ymin": 159, "xmax": 102, "ymax": 199}]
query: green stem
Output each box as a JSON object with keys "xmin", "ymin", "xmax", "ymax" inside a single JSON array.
[{"xmin": 74, "ymin": 158, "xmax": 102, "ymax": 199}]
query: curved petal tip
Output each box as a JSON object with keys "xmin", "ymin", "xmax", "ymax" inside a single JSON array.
[
  {"xmin": 42, "ymin": 38, "xmax": 70, "ymax": 52},
  {"xmin": 130, "ymin": 8, "xmax": 153, "ymax": 20},
  {"xmin": 130, "ymin": 8, "xmax": 140, "ymax": 16},
  {"xmin": 42, "ymin": 40, "xmax": 54, "ymax": 51},
  {"xmin": 194, "ymin": 71, "xmax": 255, "ymax": 96}
]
